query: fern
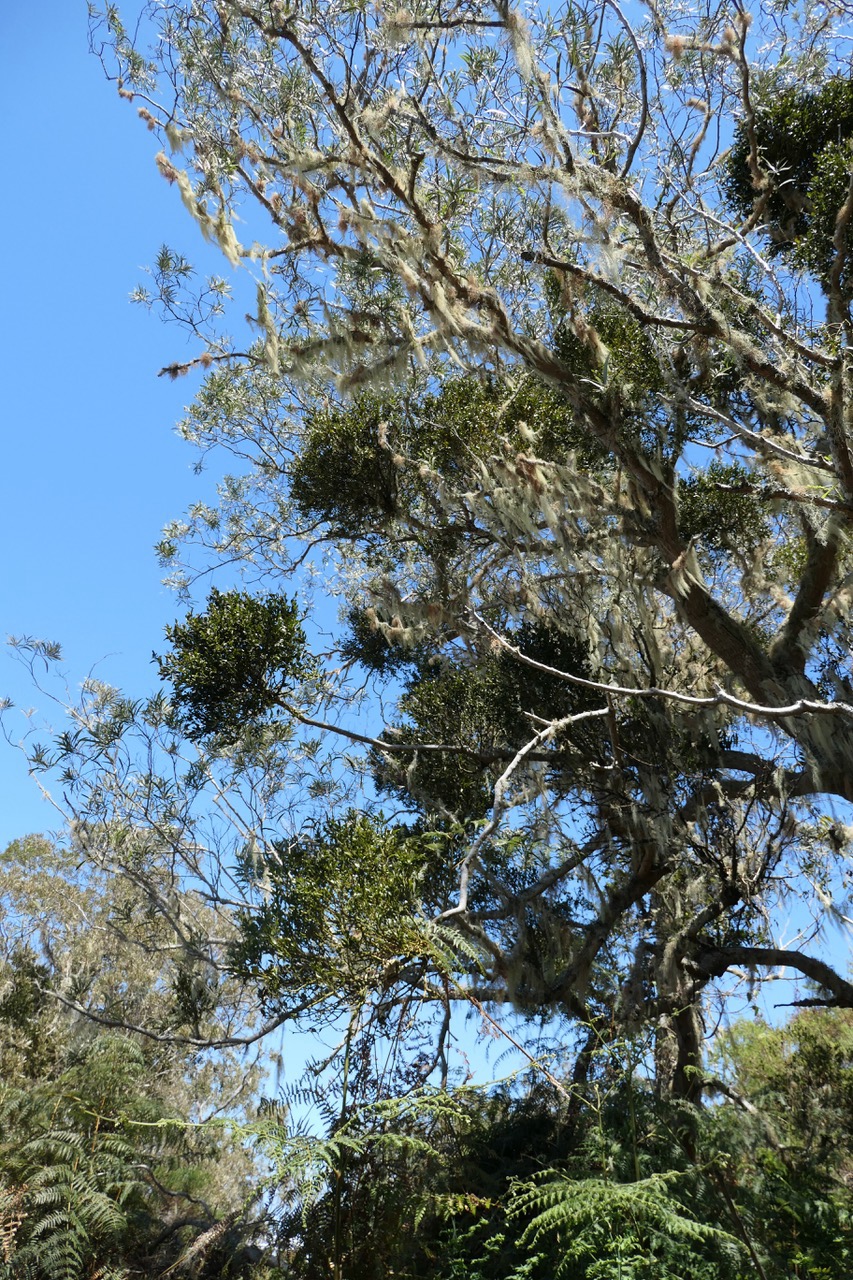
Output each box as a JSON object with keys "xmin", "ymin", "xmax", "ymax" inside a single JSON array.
[
  {"xmin": 507, "ymin": 1169, "xmax": 743, "ymax": 1279},
  {"xmin": 0, "ymin": 1040, "xmax": 161, "ymax": 1280},
  {"xmin": 252, "ymin": 1082, "xmax": 469, "ymax": 1219}
]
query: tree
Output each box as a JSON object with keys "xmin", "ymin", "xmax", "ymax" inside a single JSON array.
[
  {"xmin": 0, "ymin": 836, "xmax": 280, "ymax": 1278},
  {"xmin": 9, "ymin": 0, "xmax": 853, "ymax": 1270},
  {"xmin": 10, "ymin": 2, "xmax": 849, "ymax": 1252}
]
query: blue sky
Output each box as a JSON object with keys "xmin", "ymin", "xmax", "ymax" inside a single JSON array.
[{"xmin": 0, "ymin": 4, "xmax": 229, "ymax": 845}]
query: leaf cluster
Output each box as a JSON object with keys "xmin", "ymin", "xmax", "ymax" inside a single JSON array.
[
  {"xmin": 677, "ymin": 462, "xmax": 771, "ymax": 556},
  {"xmin": 725, "ymin": 77, "xmax": 853, "ymax": 285},
  {"xmin": 156, "ymin": 587, "xmax": 312, "ymax": 741},
  {"xmin": 230, "ymin": 812, "xmax": 431, "ymax": 1014},
  {"xmin": 289, "ymin": 376, "xmax": 608, "ymax": 540},
  {"xmin": 551, "ymin": 284, "xmax": 664, "ymax": 410},
  {"xmin": 369, "ymin": 620, "xmax": 603, "ymax": 819}
]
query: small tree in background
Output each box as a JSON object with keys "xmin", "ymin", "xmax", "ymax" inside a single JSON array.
[{"xmin": 0, "ymin": 835, "xmax": 278, "ymax": 1278}]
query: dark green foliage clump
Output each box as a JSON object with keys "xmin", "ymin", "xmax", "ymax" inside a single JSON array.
[
  {"xmin": 724, "ymin": 77, "xmax": 853, "ymax": 284},
  {"xmin": 370, "ymin": 622, "xmax": 603, "ymax": 819},
  {"xmin": 552, "ymin": 287, "xmax": 664, "ymax": 408},
  {"xmin": 289, "ymin": 378, "xmax": 607, "ymax": 539},
  {"xmin": 340, "ymin": 604, "xmax": 439, "ymax": 675},
  {"xmin": 546, "ymin": 271, "xmax": 668, "ymax": 458},
  {"xmin": 677, "ymin": 462, "xmax": 770, "ymax": 554},
  {"xmin": 155, "ymin": 588, "xmax": 312, "ymax": 740},
  {"xmin": 289, "ymin": 395, "xmax": 402, "ymax": 530},
  {"xmin": 230, "ymin": 813, "xmax": 430, "ymax": 1014}
]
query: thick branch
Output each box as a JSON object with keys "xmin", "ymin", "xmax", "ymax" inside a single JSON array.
[{"xmin": 691, "ymin": 945, "xmax": 853, "ymax": 1008}]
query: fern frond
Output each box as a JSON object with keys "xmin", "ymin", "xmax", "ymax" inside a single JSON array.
[{"xmin": 509, "ymin": 1169, "xmax": 743, "ymax": 1275}]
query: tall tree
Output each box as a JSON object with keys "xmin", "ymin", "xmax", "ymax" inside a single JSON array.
[{"xmin": 10, "ymin": 0, "xmax": 847, "ymax": 1193}]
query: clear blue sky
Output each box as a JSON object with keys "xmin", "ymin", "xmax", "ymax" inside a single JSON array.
[{"xmin": 0, "ymin": 4, "xmax": 230, "ymax": 845}]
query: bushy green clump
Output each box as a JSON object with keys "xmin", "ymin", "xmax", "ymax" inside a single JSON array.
[
  {"xmin": 289, "ymin": 394, "xmax": 402, "ymax": 531},
  {"xmin": 230, "ymin": 813, "xmax": 429, "ymax": 1012},
  {"xmin": 553, "ymin": 292, "xmax": 665, "ymax": 407},
  {"xmin": 155, "ymin": 588, "xmax": 312, "ymax": 740},
  {"xmin": 724, "ymin": 77, "xmax": 853, "ymax": 285},
  {"xmin": 369, "ymin": 621, "xmax": 603, "ymax": 818},
  {"xmin": 677, "ymin": 462, "xmax": 770, "ymax": 555},
  {"xmin": 288, "ymin": 377, "xmax": 607, "ymax": 538}
]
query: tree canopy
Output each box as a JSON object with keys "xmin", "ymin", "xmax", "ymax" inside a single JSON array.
[{"xmin": 8, "ymin": 0, "xmax": 853, "ymax": 1273}]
